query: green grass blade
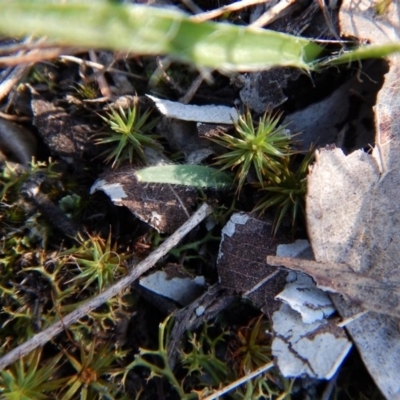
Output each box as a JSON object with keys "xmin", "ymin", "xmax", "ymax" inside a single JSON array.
[
  {"xmin": 0, "ymin": 1, "xmax": 323, "ymax": 71},
  {"xmin": 317, "ymin": 42, "xmax": 400, "ymax": 67},
  {"xmin": 135, "ymin": 165, "xmax": 233, "ymax": 188}
]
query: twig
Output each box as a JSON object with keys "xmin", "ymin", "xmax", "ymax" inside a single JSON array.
[
  {"xmin": 0, "ymin": 111, "xmax": 30, "ymax": 122},
  {"xmin": 88, "ymin": 50, "xmax": 112, "ymax": 98},
  {"xmin": 250, "ymin": 0, "xmax": 300, "ymax": 28},
  {"xmin": 59, "ymin": 54, "xmax": 146, "ymax": 80},
  {"xmin": 0, "ymin": 65, "xmax": 31, "ymax": 102},
  {"xmin": 0, "ymin": 41, "xmax": 78, "ymax": 56},
  {"xmin": 0, "ymin": 47, "xmax": 84, "ymax": 67},
  {"xmin": 203, "ymin": 361, "xmax": 274, "ymax": 400},
  {"xmin": 179, "ymin": 74, "xmax": 204, "ymax": 104},
  {"xmin": 180, "ymin": 0, "xmax": 203, "ymax": 15},
  {"xmin": 0, "ymin": 37, "xmax": 36, "ymax": 100},
  {"xmin": 190, "ymin": 0, "xmax": 269, "ymax": 23},
  {"xmin": 316, "ymin": 0, "xmax": 341, "ymax": 42},
  {"xmin": 0, "ymin": 203, "xmax": 213, "ymax": 371},
  {"xmin": 336, "ymin": 310, "xmax": 369, "ymax": 327}
]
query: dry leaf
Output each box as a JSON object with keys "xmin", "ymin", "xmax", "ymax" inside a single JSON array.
[
  {"xmin": 90, "ymin": 164, "xmax": 197, "ymax": 233},
  {"xmin": 268, "ymin": 1, "xmax": 400, "ymax": 397},
  {"xmin": 31, "ymin": 95, "xmax": 98, "ymax": 161},
  {"xmin": 217, "ymin": 212, "xmax": 290, "ymax": 313}
]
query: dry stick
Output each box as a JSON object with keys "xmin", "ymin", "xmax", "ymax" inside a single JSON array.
[
  {"xmin": 0, "ymin": 64, "xmax": 30, "ymax": 102},
  {"xmin": 59, "ymin": 55, "xmax": 146, "ymax": 80},
  {"xmin": 203, "ymin": 361, "xmax": 274, "ymax": 400},
  {"xmin": 0, "ymin": 203, "xmax": 213, "ymax": 371},
  {"xmin": 88, "ymin": 50, "xmax": 112, "ymax": 98},
  {"xmin": 250, "ymin": 0, "xmax": 300, "ymax": 28},
  {"xmin": 0, "ymin": 47, "xmax": 85, "ymax": 67},
  {"xmin": 0, "ymin": 41, "xmax": 81, "ymax": 56},
  {"xmin": 190, "ymin": 0, "xmax": 269, "ymax": 23},
  {"xmin": 0, "ymin": 37, "xmax": 35, "ymax": 101}
]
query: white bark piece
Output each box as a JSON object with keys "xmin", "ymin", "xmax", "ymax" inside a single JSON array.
[
  {"xmin": 272, "ymin": 303, "xmax": 352, "ymax": 380},
  {"xmin": 276, "ymin": 273, "xmax": 335, "ymax": 324},
  {"xmin": 276, "ymin": 240, "xmax": 335, "ymax": 323},
  {"xmin": 139, "ymin": 271, "xmax": 205, "ymax": 306},
  {"xmin": 90, "ymin": 179, "xmax": 127, "ymax": 201},
  {"xmin": 222, "ymin": 212, "xmax": 249, "ymax": 237},
  {"xmin": 147, "ymin": 95, "xmax": 239, "ymax": 124}
]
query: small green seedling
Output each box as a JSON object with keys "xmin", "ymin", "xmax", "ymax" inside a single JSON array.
[
  {"xmin": 61, "ymin": 232, "xmax": 129, "ymax": 293},
  {"xmin": 61, "ymin": 341, "xmax": 126, "ymax": 400},
  {"xmin": 207, "ymin": 110, "xmax": 293, "ymax": 194},
  {"xmin": 0, "ymin": 347, "xmax": 68, "ymax": 400},
  {"xmin": 95, "ymin": 105, "xmax": 160, "ymax": 169}
]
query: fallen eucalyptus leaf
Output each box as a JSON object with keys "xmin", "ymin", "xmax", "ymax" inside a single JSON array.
[
  {"xmin": 267, "ymin": 2, "xmax": 400, "ymax": 397},
  {"xmin": 217, "ymin": 212, "xmax": 290, "ymax": 314}
]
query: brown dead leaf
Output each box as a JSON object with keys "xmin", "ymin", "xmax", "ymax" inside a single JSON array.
[
  {"xmin": 90, "ymin": 164, "xmax": 197, "ymax": 233},
  {"xmin": 267, "ymin": 1, "xmax": 400, "ymax": 397},
  {"xmin": 217, "ymin": 212, "xmax": 290, "ymax": 314},
  {"xmin": 267, "ymin": 0, "xmax": 400, "ymax": 327},
  {"xmin": 31, "ymin": 95, "xmax": 98, "ymax": 160},
  {"xmin": 267, "ymin": 255, "xmax": 400, "ymax": 318}
]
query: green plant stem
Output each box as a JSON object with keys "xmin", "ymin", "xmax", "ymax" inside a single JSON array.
[{"xmin": 124, "ymin": 316, "xmax": 198, "ymax": 399}]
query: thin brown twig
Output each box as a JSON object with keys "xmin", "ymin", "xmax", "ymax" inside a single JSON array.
[
  {"xmin": 250, "ymin": 0, "xmax": 300, "ymax": 28},
  {"xmin": 316, "ymin": 0, "xmax": 341, "ymax": 42},
  {"xmin": 179, "ymin": 74, "xmax": 204, "ymax": 104},
  {"xmin": 0, "ymin": 203, "xmax": 213, "ymax": 372},
  {"xmin": 0, "ymin": 65, "xmax": 31, "ymax": 102},
  {"xmin": 203, "ymin": 362, "xmax": 274, "ymax": 400},
  {"xmin": 0, "ymin": 41, "xmax": 76, "ymax": 56},
  {"xmin": 88, "ymin": 50, "xmax": 112, "ymax": 98},
  {"xmin": 0, "ymin": 37, "xmax": 36, "ymax": 100},
  {"xmin": 0, "ymin": 111, "xmax": 30, "ymax": 122},
  {"xmin": 190, "ymin": 0, "xmax": 269, "ymax": 22},
  {"xmin": 59, "ymin": 55, "xmax": 146, "ymax": 80},
  {"xmin": 0, "ymin": 47, "xmax": 86, "ymax": 67}
]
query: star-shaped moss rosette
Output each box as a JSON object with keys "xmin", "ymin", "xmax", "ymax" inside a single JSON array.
[
  {"xmin": 95, "ymin": 105, "xmax": 160, "ymax": 169},
  {"xmin": 207, "ymin": 110, "xmax": 293, "ymax": 194},
  {"xmin": 253, "ymin": 149, "xmax": 314, "ymax": 235}
]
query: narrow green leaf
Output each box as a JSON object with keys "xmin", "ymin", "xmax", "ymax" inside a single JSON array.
[
  {"xmin": 0, "ymin": 1, "xmax": 323, "ymax": 71},
  {"xmin": 135, "ymin": 165, "xmax": 233, "ymax": 188},
  {"xmin": 318, "ymin": 42, "xmax": 400, "ymax": 67}
]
